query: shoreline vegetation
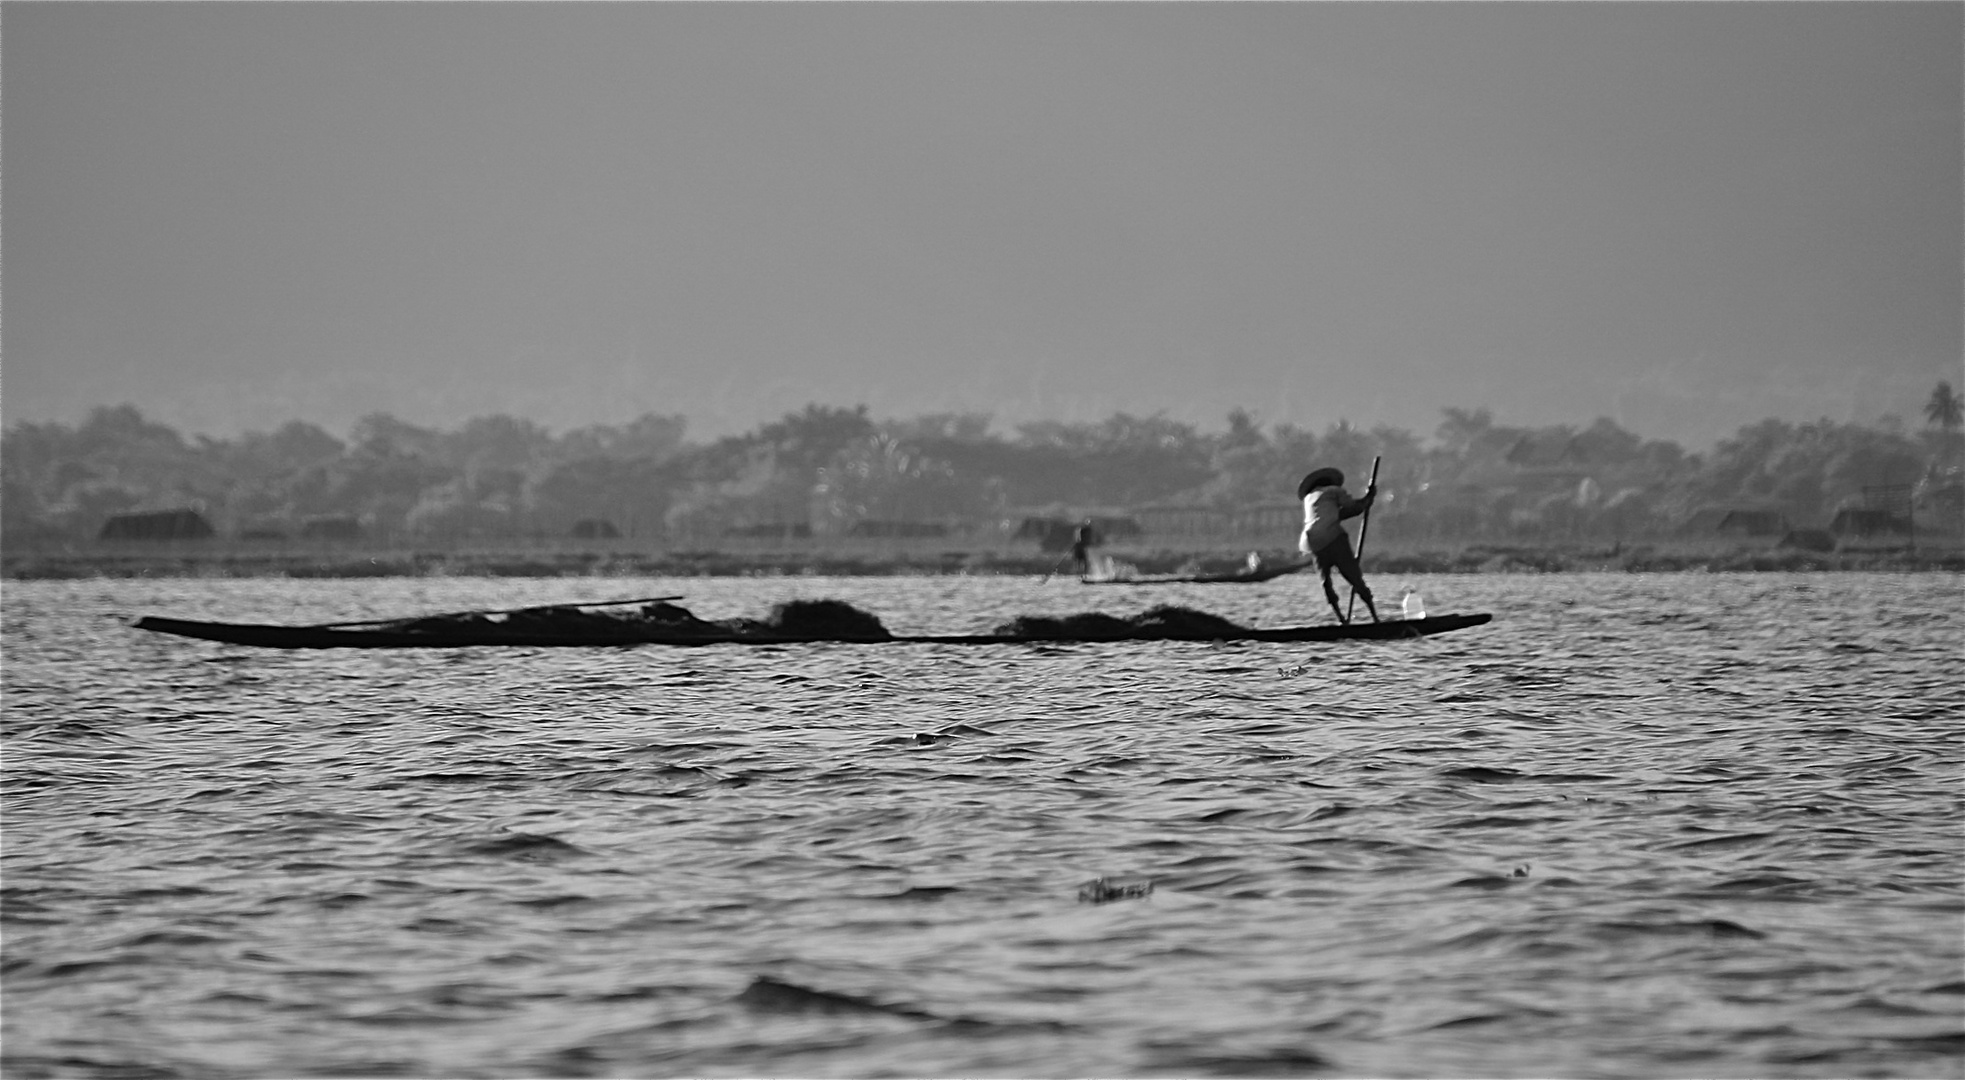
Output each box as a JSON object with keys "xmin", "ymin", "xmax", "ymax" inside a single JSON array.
[
  {"xmin": 6, "ymin": 537, "xmax": 1959, "ymax": 580},
  {"xmin": 10, "ymin": 402, "xmax": 1964, "ymax": 570}
]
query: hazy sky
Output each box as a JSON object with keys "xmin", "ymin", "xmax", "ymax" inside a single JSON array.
[{"xmin": 5, "ymin": 2, "xmax": 1960, "ymax": 449}]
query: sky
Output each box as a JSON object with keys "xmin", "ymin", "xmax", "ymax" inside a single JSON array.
[{"xmin": 4, "ymin": 2, "xmax": 1960, "ymax": 451}]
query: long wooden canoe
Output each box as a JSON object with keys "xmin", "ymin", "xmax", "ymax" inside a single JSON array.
[
  {"xmin": 131, "ymin": 603, "xmax": 1491, "ymax": 650},
  {"xmin": 1080, "ymin": 558, "xmax": 1315, "ymax": 585}
]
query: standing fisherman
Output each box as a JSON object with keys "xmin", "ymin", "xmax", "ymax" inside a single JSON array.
[
  {"xmin": 1298, "ymin": 468, "xmax": 1380, "ymax": 624},
  {"xmin": 1066, "ymin": 521, "xmax": 1096, "ymax": 577},
  {"xmin": 1043, "ymin": 520, "xmax": 1099, "ymax": 581}
]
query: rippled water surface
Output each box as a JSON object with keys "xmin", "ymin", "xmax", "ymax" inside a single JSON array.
[{"xmin": 4, "ymin": 572, "xmax": 1962, "ymax": 1079}]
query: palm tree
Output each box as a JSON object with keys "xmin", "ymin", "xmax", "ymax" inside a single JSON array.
[{"xmin": 1926, "ymin": 381, "xmax": 1963, "ymax": 433}]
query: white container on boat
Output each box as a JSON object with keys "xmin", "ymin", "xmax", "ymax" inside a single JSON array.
[{"xmin": 1402, "ymin": 588, "xmax": 1425, "ymax": 620}]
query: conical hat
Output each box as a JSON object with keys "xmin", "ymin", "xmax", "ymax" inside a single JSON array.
[{"xmin": 1296, "ymin": 468, "xmax": 1344, "ymax": 500}]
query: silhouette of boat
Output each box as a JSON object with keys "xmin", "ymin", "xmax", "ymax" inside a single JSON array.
[
  {"xmin": 131, "ymin": 597, "xmax": 1491, "ymax": 650},
  {"xmin": 1079, "ymin": 557, "xmax": 1315, "ymax": 585}
]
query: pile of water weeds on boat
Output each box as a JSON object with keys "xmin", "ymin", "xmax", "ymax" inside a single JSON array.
[
  {"xmin": 387, "ymin": 598, "xmax": 1251, "ymax": 640},
  {"xmin": 990, "ymin": 605, "xmax": 1248, "ymax": 639},
  {"xmin": 391, "ymin": 598, "xmax": 896, "ymax": 639}
]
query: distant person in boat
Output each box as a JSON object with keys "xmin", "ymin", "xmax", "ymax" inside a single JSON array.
[
  {"xmin": 1043, "ymin": 521, "xmax": 1099, "ymax": 579},
  {"xmin": 1298, "ymin": 468, "xmax": 1380, "ymax": 624},
  {"xmin": 1067, "ymin": 522, "xmax": 1096, "ymax": 576}
]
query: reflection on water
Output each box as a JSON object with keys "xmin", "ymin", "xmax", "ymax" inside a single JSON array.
[{"xmin": 3, "ymin": 573, "xmax": 1962, "ymax": 1079}]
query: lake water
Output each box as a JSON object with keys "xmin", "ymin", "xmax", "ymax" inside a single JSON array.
[{"xmin": 3, "ymin": 572, "xmax": 1961, "ymax": 1079}]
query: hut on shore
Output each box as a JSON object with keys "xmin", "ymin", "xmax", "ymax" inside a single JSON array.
[
  {"xmin": 1680, "ymin": 507, "xmax": 1790, "ymax": 537},
  {"xmin": 1828, "ymin": 508, "xmax": 1910, "ymax": 538},
  {"xmin": 1778, "ymin": 529, "xmax": 1837, "ymax": 552},
  {"xmin": 98, "ymin": 509, "xmax": 215, "ymax": 541}
]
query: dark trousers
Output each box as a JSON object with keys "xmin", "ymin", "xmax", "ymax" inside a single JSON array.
[{"xmin": 1312, "ymin": 533, "xmax": 1373, "ymax": 616}]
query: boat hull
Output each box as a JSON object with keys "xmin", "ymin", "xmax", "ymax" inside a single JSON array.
[
  {"xmin": 1080, "ymin": 559, "xmax": 1315, "ymax": 585},
  {"xmin": 132, "ymin": 612, "xmax": 1492, "ymax": 650}
]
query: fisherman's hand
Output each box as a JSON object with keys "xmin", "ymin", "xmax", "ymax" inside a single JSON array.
[{"xmin": 1364, "ymin": 484, "xmax": 1378, "ymax": 501}]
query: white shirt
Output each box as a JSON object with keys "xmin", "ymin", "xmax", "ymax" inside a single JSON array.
[{"xmin": 1299, "ymin": 486, "xmax": 1361, "ymax": 555}]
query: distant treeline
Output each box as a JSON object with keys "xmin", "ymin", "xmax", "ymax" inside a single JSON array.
[{"xmin": 4, "ymin": 397, "xmax": 1961, "ymax": 544}]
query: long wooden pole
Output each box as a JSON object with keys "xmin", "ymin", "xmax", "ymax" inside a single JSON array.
[
  {"xmin": 1039, "ymin": 554, "xmax": 1070, "ymax": 584},
  {"xmin": 1345, "ymin": 456, "xmax": 1382, "ymax": 623}
]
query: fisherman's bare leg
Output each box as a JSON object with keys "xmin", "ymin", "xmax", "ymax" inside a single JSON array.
[
  {"xmin": 1339, "ymin": 562, "xmax": 1380, "ymax": 622},
  {"xmin": 1318, "ymin": 563, "xmax": 1348, "ymax": 624},
  {"xmin": 1328, "ymin": 537, "xmax": 1379, "ymax": 623}
]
